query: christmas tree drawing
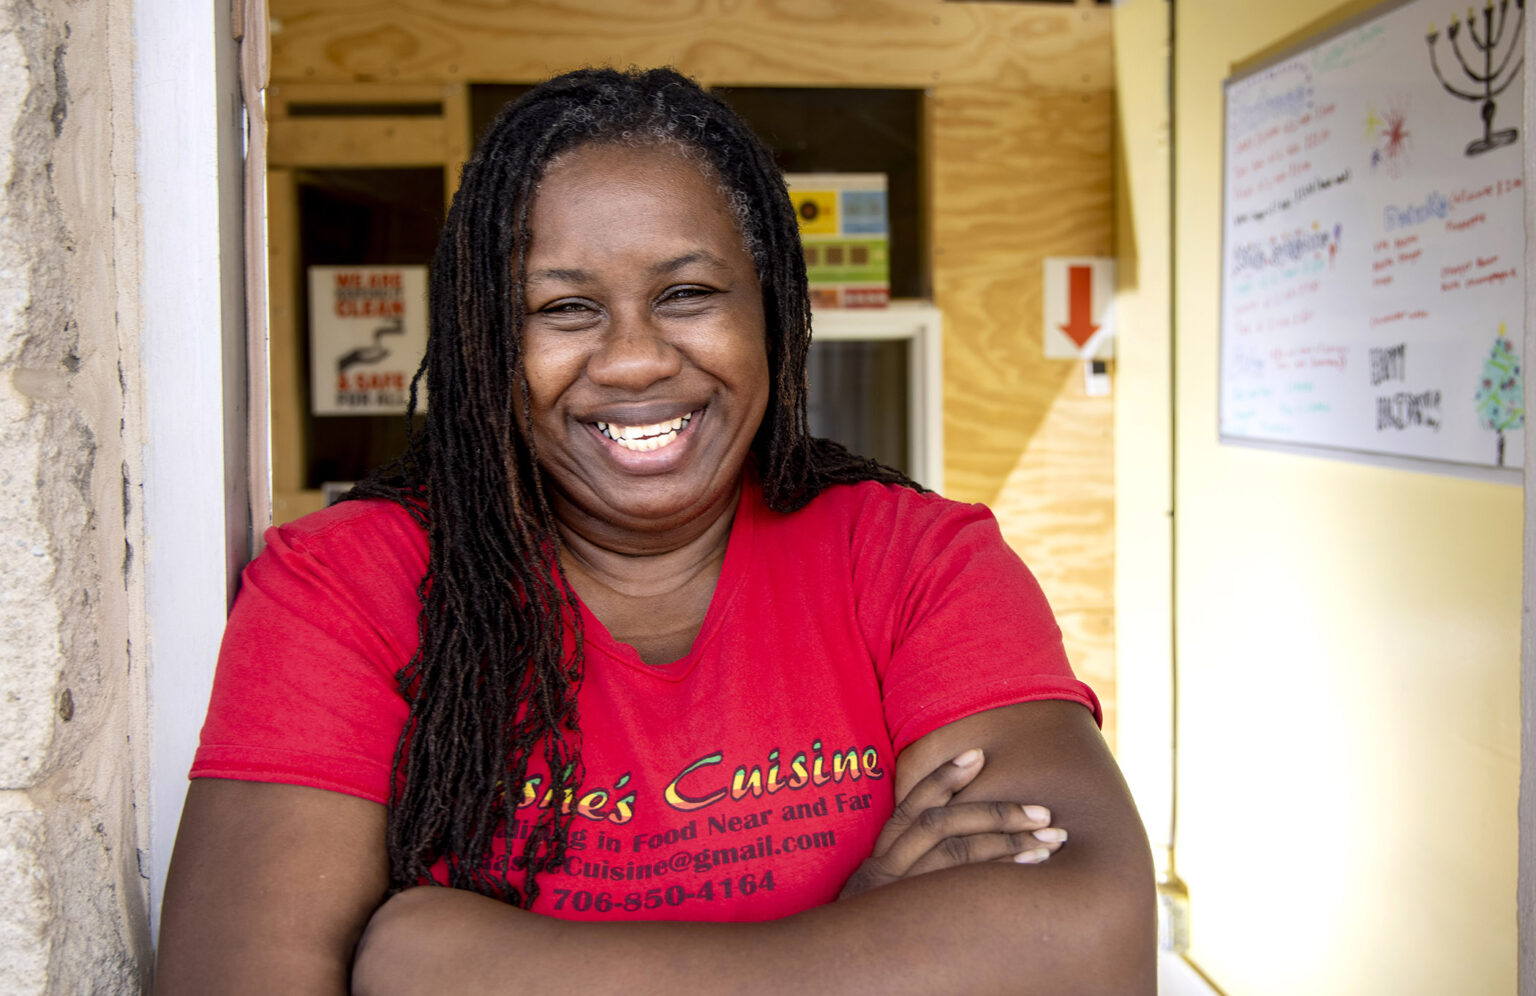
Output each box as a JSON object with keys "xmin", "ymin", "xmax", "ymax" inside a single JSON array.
[{"xmin": 1474, "ymin": 324, "xmax": 1523, "ymax": 467}]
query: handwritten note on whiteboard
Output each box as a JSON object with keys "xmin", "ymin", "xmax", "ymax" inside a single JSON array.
[{"xmin": 1220, "ymin": 0, "xmax": 1525, "ymax": 471}]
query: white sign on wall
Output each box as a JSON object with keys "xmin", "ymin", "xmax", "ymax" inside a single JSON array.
[
  {"xmin": 1220, "ymin": 0, "xmax": 1524, "ymax": 472},
  {"xmin": 1042, "ymin": 257, "xmax": 1116, "ymax": 359},
  {"xmin": 308, "ymin": 265, "xmax": 429, "ymax": 415}
]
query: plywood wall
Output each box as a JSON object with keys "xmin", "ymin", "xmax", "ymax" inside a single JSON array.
[
  {"xmin": 269, "ymin": 0, "xmax": 1112, "ymax": 90},
  {"xmin": 929, "ymin": 82, "xmax": 1115, "ymax": 740},
  {"xmin": 267, "ymin": 0, "xmax": 1118, "ymax": 734}
]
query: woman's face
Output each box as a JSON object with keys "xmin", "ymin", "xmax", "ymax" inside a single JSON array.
[{"xmin": 520, "ymin": 141, "xmax": 770, "ymax": 540}]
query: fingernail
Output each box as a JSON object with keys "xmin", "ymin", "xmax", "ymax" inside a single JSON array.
[
  {"xmin": 1033, "ymin": 827, "xmax": 1068, "ymax": 843},
  {"xmin": 1014, "ymin": 847, "xmax": 1051, "ymax": 864},
  {"xmin": 1022, "ymin": 805, "xmax": 1050, "ymax": 822},
  {"xmin": 951, "ymin": 748, "xmax": 984, "ymax": 768}
]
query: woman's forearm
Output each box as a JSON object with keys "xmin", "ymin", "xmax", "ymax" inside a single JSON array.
[{"xmin": 353, "ymin": 853, "xmax": 1154, "ymax": 996}]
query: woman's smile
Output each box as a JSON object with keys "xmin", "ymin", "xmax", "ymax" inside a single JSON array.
[{"xmin": 594, "ymin": 409, "xmax": 697, "ymax": 453}]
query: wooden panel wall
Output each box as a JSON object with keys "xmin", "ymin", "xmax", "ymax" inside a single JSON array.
[
  {"xmin": 264, "ymin": 82, "xmax": 470, "ymax": 524},
  {"xmin": 930, "ymin": 86, "xmax": 1113, "ymax": 502},
  {"xmin": 929, "ymin": 83, "xmax": 1115, "ymax": 740},
  {"xmin": 990, "ymin": 370, "xmax": 1117, "ymax": 743},
  {"xmin": 270, "ymin": 0, "xmax": 1112, "ymax": 90},
  {"xmin": 266, "ymin": 0, "xmax": 1119, "ymax": 734}
]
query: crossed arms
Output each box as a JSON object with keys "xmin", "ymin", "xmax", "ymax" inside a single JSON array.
[{"xmin": 156, "ymin": 700, "xmax": 1155, "ymax": 995}]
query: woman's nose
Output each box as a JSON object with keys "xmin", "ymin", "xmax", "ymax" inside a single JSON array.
[{"xmin": 586, "ymin": 310, "xmax": 683, "ymax": 390}]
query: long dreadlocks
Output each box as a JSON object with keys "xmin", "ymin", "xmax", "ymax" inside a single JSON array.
[{"xmin": 348, "ymin": 67, "xmax": 920, "ymax": 907}]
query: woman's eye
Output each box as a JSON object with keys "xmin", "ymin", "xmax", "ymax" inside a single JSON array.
[
  {"xmin": 660, "ymin": 286, "xmax": 713, "ymax": 305},
  {"xmin": 544, "ymin": 300, "xmax": 589, "ymax": 313}
]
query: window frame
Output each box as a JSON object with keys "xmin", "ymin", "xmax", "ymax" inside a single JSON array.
[{"xmin": 811, "ymin": 303, "xmax": 944, "ymax": 493}]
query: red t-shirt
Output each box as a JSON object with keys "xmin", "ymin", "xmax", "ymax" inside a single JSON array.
[{"xmin": 192, "ymin": 479, "xmax": 1097, "ymax": 921}]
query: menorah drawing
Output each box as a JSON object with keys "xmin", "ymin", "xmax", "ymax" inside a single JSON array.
[{"xmin": 1426, "ymin": 0, "xmax": 1525, "ymax": 156}]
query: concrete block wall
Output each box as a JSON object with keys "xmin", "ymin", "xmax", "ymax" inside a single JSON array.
[{"xmin": 0, "ymin": 0, "xmax": 150, "ymax": 988}]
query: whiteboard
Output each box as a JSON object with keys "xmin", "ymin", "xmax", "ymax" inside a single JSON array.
[{"xmin": 1220, "ymin": 0, "xmax": 1526, "ymax": 472}]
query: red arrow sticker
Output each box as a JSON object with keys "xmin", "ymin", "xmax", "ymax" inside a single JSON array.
[{"xmin": 1058, "ymin": 265, "xmax": 1101, "ymax": 348}]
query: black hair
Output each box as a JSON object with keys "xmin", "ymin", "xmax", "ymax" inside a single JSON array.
[{"xmin": 349, "ymin": 66, "xmax": 918, "ymax": 906}]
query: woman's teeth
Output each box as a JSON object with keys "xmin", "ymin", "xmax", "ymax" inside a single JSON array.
[{"xmin": 595, "ymin": 413, "xmax": 692, "ymax": 452}]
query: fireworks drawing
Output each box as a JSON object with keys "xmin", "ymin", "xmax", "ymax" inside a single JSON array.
[{"xmin": 1366, "ymin": 100, "xmax": 1412, "ymax": 176}]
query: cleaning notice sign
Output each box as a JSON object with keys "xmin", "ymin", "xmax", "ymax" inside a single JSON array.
[{"xmin": 308, "ymin": 266, "xmax": 429, "ymax": 415}]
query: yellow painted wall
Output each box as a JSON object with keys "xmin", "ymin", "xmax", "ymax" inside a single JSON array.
[
  {"xmin": 1110, "ymin": 0, "xmax": 1525, "ymax": 990},
  {"xmin": 267, "ymin": 0, "xmax": 1120, "ymax": 733},
  {"xmin": 1109, "ymin": 0, "xmax": 1174, "ymax": 861}
]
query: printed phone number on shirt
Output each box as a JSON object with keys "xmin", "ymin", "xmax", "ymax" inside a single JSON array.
[{"xmin": 551, "ymin": 872, "xmax": 778, "ymax": 913}]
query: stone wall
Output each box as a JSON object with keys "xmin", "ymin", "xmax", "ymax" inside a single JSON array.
[{"xmin": 0, "ymin": 0, "xmax": 149, "ymax": 989}]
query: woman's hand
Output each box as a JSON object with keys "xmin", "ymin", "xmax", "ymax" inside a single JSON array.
[{"xmin": 838, "ymin": 748, "xmax": 1068, "ymax": 900}]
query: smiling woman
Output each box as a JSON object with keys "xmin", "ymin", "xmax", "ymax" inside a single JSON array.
[{"xmin": 154, "ymin": 67, "xmax": 1154, "ymax": 995}]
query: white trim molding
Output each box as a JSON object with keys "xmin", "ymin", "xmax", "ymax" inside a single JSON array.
[
  {"xmin": 134, "ymin": 0, "xmax": 250, "ymax": 936},
  {"xmin": 811, "ymin": 302, "xmax": 944, "ymax": 494}
]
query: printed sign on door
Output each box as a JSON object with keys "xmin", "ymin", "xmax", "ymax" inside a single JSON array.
[
  {"xmin": 308, "ymin": 266, "xmax": 429, "ymax": 415},
  {"xmin": 1042, "ymin": 257, "xmax": 1115, "ymax": 359}
]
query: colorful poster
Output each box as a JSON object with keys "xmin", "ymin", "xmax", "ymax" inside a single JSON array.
[
  {"xmin": 1220, "ymin": 0, "xmax": 1524, "ymax": 470},
  {"xmin": 786, "ymin": 173, "xmax": 890, "ymax": 309},
  {"xmin": 308, "ymin": 266, "xmax": 429, "ymax": 415}
]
